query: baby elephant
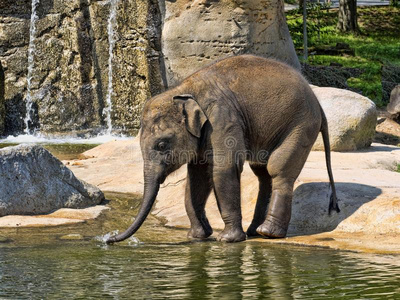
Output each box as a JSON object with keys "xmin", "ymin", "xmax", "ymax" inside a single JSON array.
[{"xmin": 107, "ymin": 55, "xmax": 339, "ymax": 244}]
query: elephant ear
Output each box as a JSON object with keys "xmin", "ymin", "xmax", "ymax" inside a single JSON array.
[{"xmin": 173, "ymin": 94, "xmax": 208, "ymax": 138}]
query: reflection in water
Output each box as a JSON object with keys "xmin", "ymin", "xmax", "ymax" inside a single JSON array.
[
  {"xmin": 1, "ymin": 241, "xmax": 399, "ymax": 299},
  {"xmin": 0, "ymin": 188, "xmax": 399, "ymax": 298}
]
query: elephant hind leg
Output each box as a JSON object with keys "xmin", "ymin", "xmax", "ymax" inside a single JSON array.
[
  {"xmin": 257, "ymin": 130, "xmax": 317, "ymax": 238},
  {"xmin": 256, "ymin": 177, "xmax": 294, "ymax": 238},
  {"xmin": 247, "ymin": 163, "xmax": 272, "ymax": 237},
  {"xmin": 185, "ymin": 162, "xmax": 213, "ymax": 240}
]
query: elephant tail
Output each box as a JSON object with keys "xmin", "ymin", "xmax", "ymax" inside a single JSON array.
[{"xmin": 320, "ymin": 107, "xmax": 340, "ymax": 214}]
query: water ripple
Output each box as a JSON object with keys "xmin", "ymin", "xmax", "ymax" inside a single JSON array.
[{"xmin": 0, "ymin": 241, "xmax": 399, "ymax": 299}]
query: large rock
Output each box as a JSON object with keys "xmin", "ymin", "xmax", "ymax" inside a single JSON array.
[
  {"xmin": 0, "ymin": 144, "xmax": 104, "ymax": 216},
  {"xmin": 0, "ymin": 0, "xmax": 163, "ymax": 135},
  {"xmin": 0, "ymin": 60, "xmax": 4, "ymax": 135},
  {"xmin": 311, "ymin": 87, "xmax": 377, "ymax": 151},
  {"xmin": 387, "ymin": 85, "xmax": 400, "ymax": 120},
  {"xmin": 161, "ymin": 0, "xmax": 300, "ymax": 86}
]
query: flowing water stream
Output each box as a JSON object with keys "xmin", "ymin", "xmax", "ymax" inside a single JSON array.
[
  {"xmin": 24, "ymin": 0, "xmax": 40, "ymax": 134},
  {"xmin": 0, "ymin": 146, "xmax": 399, "ymax": 298},
  {"xmin": 17, "ymin": 0, "xmax": 119, "ymax": 140},
  {"xmin": 103, "ymin": 0, "xmax": 119, "ymax": 135}
]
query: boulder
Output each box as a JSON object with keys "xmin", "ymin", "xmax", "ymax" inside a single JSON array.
[
  {"xmin": 311, "ymin": 87, "xmax": 377, "ymax": 151},
  {"xmin": 387, "ymin": 85, "xmax": 400, "ymax": 120},
  {"xmin": 161, "ymin": 0, "xmax": 300, "ymax": 86},
  {"xmin": 0, "ymin": 60, "xmax": 4, "ymax": 135},
  {"xmin": 0, "ymin": 144, "xmax": 104, "ymax": 216}
]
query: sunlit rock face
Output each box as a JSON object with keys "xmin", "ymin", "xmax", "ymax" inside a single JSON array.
[
  {"xmin": 0, "ymin": 0, "xmax": 164, "ymax": 136},
  {"xmin": 161, "ymin": 0, "xmax": 301, "ymax": 86},
  {"xmin": 311, "ymin": 87, "xmax": 377, "ymax": 151}
]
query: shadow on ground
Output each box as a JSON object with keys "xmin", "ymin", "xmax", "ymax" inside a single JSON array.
[{"xmin": 288, "ymin": 182, "xmax": 382, "ymax": 236}]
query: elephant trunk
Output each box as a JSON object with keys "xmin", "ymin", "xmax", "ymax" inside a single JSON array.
[{"xmin": 106, "ymin": 167, "xmax": 161, "ymax": 244}]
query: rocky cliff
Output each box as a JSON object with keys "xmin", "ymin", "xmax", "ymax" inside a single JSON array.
[
  {"xmin": 0, "ymin": 0, "xmax": 299, "ymax": 136},
  {"xmin": 0, "ymin": 0, "xmax": 164, "ymax": 135}
]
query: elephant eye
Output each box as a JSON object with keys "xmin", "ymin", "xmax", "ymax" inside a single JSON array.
[{"xmin": 156, "ymin": 141, "xmax": 168, "ymax": 152}]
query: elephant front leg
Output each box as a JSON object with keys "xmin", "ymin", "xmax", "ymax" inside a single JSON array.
[
  {"xmin": 213, "ymin": 166, "xmax": 246, "ymax": 243},
  {"xmin": 247, "ymin": 163, "xmax": 272, "ymax": 237},
  {"xmin": 185, "ymin": 162, "xmax": 213, "ymax": 239}
]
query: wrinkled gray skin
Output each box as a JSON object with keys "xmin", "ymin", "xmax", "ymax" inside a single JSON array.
[{"xmin": 107, "ymin": 55, "xmax": 339, "ymax": 244}]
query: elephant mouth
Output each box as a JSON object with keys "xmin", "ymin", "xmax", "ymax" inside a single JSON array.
[
  {"xmin": 159, "ymin": 174, "xmax": 167, "ymax": 184},
  {"xmin": 159, "ymin": 164, "xmax": 181, "ymax": 184}
]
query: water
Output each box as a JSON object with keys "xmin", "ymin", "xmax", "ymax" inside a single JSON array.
[
  {"xmin": 103, "ymin": 0, "xmax": 120, "ymax": 135},
  {"xmin": 0, "ymin": 132, "xmax": 130, "ymax": 145},
  {"xmin": 0, "ymin": 144, "xmax": 399, "ymax": 298},
  {"xmin": 0, "ymin": 132, "xmax": 130, "ymax": 160},
  {"xmin": 0, "ymin": 142, "xmax": 97, "ymax": 160},
  {"xmin": 1, "ymin": 242, "xmax": 399, "ymax": 299},
  {"xmin": 0, "ymin": 193, "xmax": 399, "ymax": 299},
  {"xmin": 24, "ymin": 0, "xmax": 40, "ymax": 134}
]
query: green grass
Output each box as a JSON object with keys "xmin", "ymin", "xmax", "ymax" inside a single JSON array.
[
  {"xmin": 397, "ymin": 164, "xmax": 400, "ymax": 173},
  {"xmin": 286, "ymin": 6, "xmax": 400, "ymax": 106}
]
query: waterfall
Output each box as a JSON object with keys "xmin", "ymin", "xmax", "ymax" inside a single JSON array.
[
  {"xmin": 103, "ymin": 0, "xmax": 119, "ymax": 135},
  {"xmin": 24, "ymin": 0, "xmax": 40, "ymax": 134}
]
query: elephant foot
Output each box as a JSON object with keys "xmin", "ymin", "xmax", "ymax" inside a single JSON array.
[
  {"xmin": 246, "ymin": 223, "xmax": 262, "ymax": 237},
  {"xmin": 217, "ymin": 227, "xmax": 246, "ymax": 243},
  {"xmin": 256, "ymin": 218, "xmax": 288, "ymax": 238},
  {"xmin": 187, "ymin": 226, "xmax": 213, "ymax": 240}
]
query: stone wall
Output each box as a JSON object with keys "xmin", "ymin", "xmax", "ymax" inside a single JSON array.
[
  {"xmin": 0, "ymin": 0, "xmax": 30, "ymax": 134},
  {"xmin": 0, "ymin": 0, "xmax": 163, "ymax": 136},
  {"xmin": 0, "ymin": 0, "xmax": 299, "ymax": 136},
  {"xmin": 111, "ymin": 0, "xmax": 164, "ymax": 131}
]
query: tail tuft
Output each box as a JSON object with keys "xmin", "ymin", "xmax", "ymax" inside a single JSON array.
[
  {"xmin": 328, "ymin": 193, "xmax": 340, "ymax": 215},
  {"xmin": 320, "ymin": 106, "xmax": 340, "ymax": 216}
]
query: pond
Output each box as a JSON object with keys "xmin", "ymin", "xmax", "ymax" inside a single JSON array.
[
  {"xmin": 0, "ymin": 143, "xmax": 99, "ymax": 160},
  {"xmin": 0, "ymin": 145, "xmax": 399, "ymax": 299},
  {"xmin": 1, "ymin": 191, "xmax": 399, "ymax": 299}
]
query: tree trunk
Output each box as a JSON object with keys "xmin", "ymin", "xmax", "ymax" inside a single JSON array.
[
  {"xmin": 299, "ymin": 0, "xmax": 304, "ymax": 11},
  {"xmin": 337, "ymin": 0, "xmax": 358, "ymax": 32}
]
